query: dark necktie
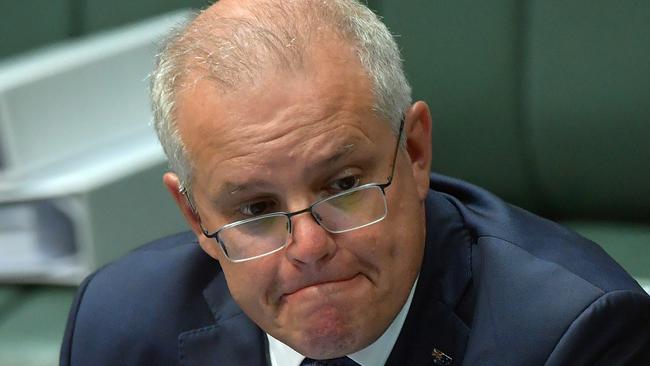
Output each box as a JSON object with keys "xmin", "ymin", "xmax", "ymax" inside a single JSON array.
[{"xmin": 300, "ymin": 356, "xmax": 360, "ymax": 366}]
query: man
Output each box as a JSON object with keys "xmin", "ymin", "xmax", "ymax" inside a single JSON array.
[{"xmin": 60, "ymin": 0, "xmax": 650, "ymax": 365}]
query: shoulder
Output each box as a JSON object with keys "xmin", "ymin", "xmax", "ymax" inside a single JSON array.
[
  {"xmin": 61, "ymin": 232, "xmax": 223, "ymax": 365},
  {"xmin": 80, "ymin": 231, "xmax": 218, "ymax": 314},
  {"xmin": 427, "ymin": 173, "xmax": 650, "ymax": 364},
  {"xmin": 428, "ymin": 172, "xmax": 644, "ymax": 294},
  {"xmin": 546, "ymin": 289, "xmax": 650, "ymax": 364}
]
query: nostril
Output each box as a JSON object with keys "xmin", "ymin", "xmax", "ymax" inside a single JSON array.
[{"xmin": 285, "ymin": 214, "xmax": 336, "ymax": 265}]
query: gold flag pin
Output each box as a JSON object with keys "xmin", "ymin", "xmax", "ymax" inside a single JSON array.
[{"xmin": 431, "ymin": 348, "xmax": 452, "ymax": 365}]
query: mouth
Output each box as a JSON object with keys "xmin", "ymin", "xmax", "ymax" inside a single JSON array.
[{"xmin": 280, "ymin": 273, "xmax": 363, "ymax": 302}]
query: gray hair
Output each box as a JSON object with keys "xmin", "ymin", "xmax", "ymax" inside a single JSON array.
[{"xmin": 150, "ymin": 0, "xmax": 412, "ymax": 190}]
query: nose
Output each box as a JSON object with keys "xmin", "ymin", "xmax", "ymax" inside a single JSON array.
[{"xmin": 285, "ymin": 212, "xmax": 336, "ymax": 265}]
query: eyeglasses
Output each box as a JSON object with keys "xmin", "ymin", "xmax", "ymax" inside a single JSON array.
[{"xmin": 188, "ymin": 119, "xmax": 404, "ymax": 262}]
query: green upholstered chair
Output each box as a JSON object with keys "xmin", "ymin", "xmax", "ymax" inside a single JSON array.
[
  {"xmin": 0, "ymin": 1, "xmax": 71, "ymax": 59},
  {"xmin": 0, "ymin": 0, "xmax": 209, "ymax": 60},
  {"xmin": 379, "ymin": 0, "xmax": 649, "ymax": 291},
  {"xmin": 0, "ymin": 287, "xmax": 75, "ymax": 366}
]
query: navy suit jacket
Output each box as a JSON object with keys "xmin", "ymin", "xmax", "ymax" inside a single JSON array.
[{"xmin": 61, "ymin": 174, "xmax": 650, "ymax": 365}]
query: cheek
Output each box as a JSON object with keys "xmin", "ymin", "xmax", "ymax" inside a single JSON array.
[
  {"xmin": 338, "ymin": 228, "xmax": 395, "ymax": 279},
  {"xmin": 383, "ymin": 192, "xmax": 426, "ymax": 271},
  {"xmin": 222, "ymin": 269, "xmax": 265, "ymax": 319},
  {"xmin": 340, "ymin": 229, "xmax": 379, "ymax": 256},
  {"xmin": 220, "ymin": 258, "xmax": 280, "ymax": 315}
]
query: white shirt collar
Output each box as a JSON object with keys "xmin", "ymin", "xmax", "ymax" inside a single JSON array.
[{"xmin": 267, "ymin": 277, "xmax": 418, "ymax": 366}]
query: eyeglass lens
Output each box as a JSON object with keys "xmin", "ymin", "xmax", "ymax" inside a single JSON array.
[{"xmin": 218, "ymin": 185, "xmax": 387, "ymax": 261}]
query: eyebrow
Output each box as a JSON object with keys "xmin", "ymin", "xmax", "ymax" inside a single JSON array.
[
  {"xmin": 210, "ymin": 141, "xmax": 360, "ymax": 203},
  {"xmin": 218, "ymin": 180, "xmax": 272, "ymax": 198},
  {"xmin": 308, "ymin": 142, "xmax": 356, "ymax": 172}
]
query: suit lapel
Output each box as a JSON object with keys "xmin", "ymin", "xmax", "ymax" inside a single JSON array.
[
  {"xmin": 386, "ymin": 189, "xmax": 474, "ymax": 366},
  {"xmin": 178, "ymin": 270, "xmax": 268, "ymax": 366}
]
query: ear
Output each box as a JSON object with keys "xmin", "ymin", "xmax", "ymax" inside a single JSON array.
[
  {"xmin": 162, "ymin": 172, "xmax": 205, "ymax": 240},
  {"xmin": 163, "ymin": 172, "xmax": 225, "ymax": 260},
  {"xmin": 404, "ymin": 101, "xmax": 433, "ymax": 201}
]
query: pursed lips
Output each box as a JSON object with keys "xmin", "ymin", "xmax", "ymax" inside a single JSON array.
[{"xmin": 279, "ymin": 273, "xmax": 362, "ymax": 302}]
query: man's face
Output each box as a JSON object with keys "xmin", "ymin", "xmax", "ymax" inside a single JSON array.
[{"xmin": 170, "ymin": 42, "xmax": 431, "ymax": 358}]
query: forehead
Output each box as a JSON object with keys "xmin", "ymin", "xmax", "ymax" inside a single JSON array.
[{"xmin": 174, "ymin": 40, "xmax": 390, "ymax": 189}]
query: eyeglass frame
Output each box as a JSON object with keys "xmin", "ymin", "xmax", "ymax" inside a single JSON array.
[{"xmin": 181, "ymin": 118, "xmax": 405, "ymax": 262}]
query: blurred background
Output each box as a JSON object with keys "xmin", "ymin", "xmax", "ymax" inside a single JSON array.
[{"xmin": 0, "ymin": 0, "xmax": 648, "ymax": 365}]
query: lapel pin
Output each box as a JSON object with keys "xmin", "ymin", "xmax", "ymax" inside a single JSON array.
[{"xmin": 431, "ymin": 348, "xmax": 453, "ymax": 365}]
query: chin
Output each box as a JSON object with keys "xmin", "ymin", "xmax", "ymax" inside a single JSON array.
[
  {"xmin": 280, "ymin": 282, "xmax": 384, "ymax": 357},
  {"xmin": 271, "ymin": 302, "xmax": 384, "ymax": 359},
  {"xmin": 278, "ymin": 304, "xmax": 360, "ymax": 357}
]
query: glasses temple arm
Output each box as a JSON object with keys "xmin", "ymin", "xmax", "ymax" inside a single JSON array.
[{"xmin": 386, "ymin": 117, "xmax": 405, "ymax": 184}]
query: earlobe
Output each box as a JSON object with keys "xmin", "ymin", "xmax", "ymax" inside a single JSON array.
[{"xmin": 404, "ymin": 101, "xmax": 433, "ymax": 201}]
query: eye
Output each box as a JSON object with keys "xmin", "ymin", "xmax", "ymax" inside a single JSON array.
[
  {"xmin": 239, "ymin": 199, "xmax": 277, "ymax": 217},
  {"xmin": 327, "ymin": 175, "xmax": 360, "ymax": 194}
]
